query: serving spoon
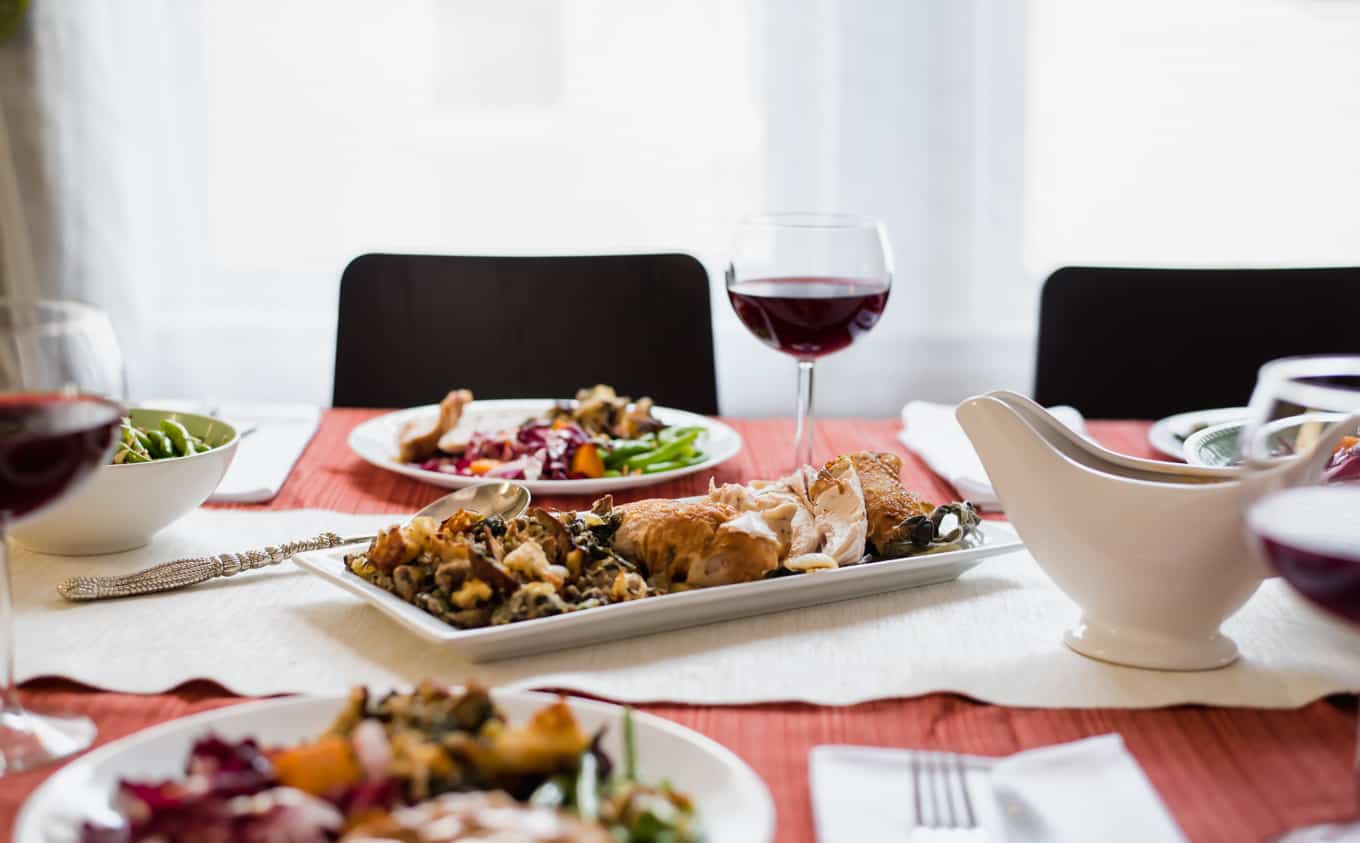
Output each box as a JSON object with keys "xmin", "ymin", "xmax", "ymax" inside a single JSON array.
[{"xmin": 56, "ymin": 482, "xmax": 531, "ymax": 602}]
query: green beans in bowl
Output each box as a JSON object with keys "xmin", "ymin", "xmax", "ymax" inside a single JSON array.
[
  {"xmin": 113, "ymin": 415, "xmax": 217, "ymax": 463},
  {"xmin": 11, "ymin": 409, "xmax": 239, "ymax": 556}
]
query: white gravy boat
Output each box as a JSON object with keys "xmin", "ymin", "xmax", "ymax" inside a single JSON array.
[{"xmin": 955, "ymin": 390, "xmax": 1354, "ymax": 671}]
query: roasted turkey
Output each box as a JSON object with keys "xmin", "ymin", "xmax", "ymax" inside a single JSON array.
[{"xmin": 612, "ymin": 451, "xmax": 931, "ymax": 587}]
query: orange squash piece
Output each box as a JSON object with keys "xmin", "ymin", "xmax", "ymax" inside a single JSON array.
[
  {"xmin": 271, "ymin": 735, "xmax": 362, "ymax": 796},
  {"xmin": 1338, "ymin": 436, "xmax": 1359, "ymax": 453},
  {"xmin": 570, "ymin": 443, "xmax": 605, "ymax": 478},
  {"xmin": 468, "ymin": 458, "xmax": 502, "ymax": 475}
]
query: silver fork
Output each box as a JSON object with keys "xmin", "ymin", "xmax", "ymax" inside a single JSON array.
[{"xmin": 911, "ymin": 751, "xmax": 983, "ymax": 838}]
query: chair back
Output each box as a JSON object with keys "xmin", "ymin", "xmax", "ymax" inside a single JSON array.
[
  {"xmin": 334, "ymin": 253, "xmax": 718, "ymax": 412},
  {"xmin": 1034, "ymin": 266, "xmax": 1360, "ymax": 418}
]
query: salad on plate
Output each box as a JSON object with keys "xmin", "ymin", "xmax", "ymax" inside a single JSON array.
[
  {"xmin": 398, "ymin": 385, "xmax": 707, "ymax": 481},
  {"xmin": 80, "ymin": 681, "xmax": 700, "ymax": 843}
]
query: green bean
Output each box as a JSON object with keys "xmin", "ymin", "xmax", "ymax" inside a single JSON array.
[
  {"xmin": 603, "ymin": 438, "xmax": 657, "ymax": 468},
  {"xmin": 145, "ymin": 429, "xmax": 174, "ymax": 459},
  {"xmin": 121, "ymin": 425, "xmax": 151, "ymax": 459},
  {"xmin": 658, "ymin": 425, "xmax": 704, "ymax": 443},
  {"xmin": 624, "ymin": 430, "xmax": 701, "ymax": 469},
  {"xmin": 113, "ymin": 440, "xmax": 151, "ymax": 464},
  {"xmin": 623, "ymin": 707, "xmax": 637, "ymax": 781},
  {"xmin": 159, "ymin": 418, "xmax": 193, "ymax": 456},
  {"xmin": 629, "ymin": 803, "xmax": 684, "ymax": 839},
  {"xmin": 603, "ymin": 469, "xmax": 622, "ymax": 478},
  {"xmin": 112, "ymin": 416, "xmax": 216, "ymax": 463},
  {"xmin": 641, "ymin": 454, "xmax": 706, "ymax": 474},
  {"xmin": 122, "ymin": 446, "xmax": 151, "ymax": 464}
]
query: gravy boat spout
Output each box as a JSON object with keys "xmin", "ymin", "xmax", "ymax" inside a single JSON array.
[{"xmin": 955, "ymin": 390, "xmax": 1334, "ymax": 671}]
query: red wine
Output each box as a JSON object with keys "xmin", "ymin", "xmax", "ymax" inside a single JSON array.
[
  {"xmin": 1248, "ymin": 486, "xmax": 1360, "ymax": 624},
  {"xmin": 0, "ymin": 394, "xmax": 122, "ymax": 524},
  {"xmin": 728, "ymin": 276, "xmax": 889, "ymax": 358}
]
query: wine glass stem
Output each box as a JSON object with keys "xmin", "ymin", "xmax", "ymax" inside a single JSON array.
[
  {"xmin": 795, "ymin": 358, "xmax": 816, "ymax": 468},
  {"xmin": 0, "ymin": 527, "xmax": 17, "ymax": 712}
]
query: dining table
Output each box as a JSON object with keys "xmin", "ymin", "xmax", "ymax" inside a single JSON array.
[{"xmin": 3, "ymin": 410, "xmax": 1354, "ymax": 842}]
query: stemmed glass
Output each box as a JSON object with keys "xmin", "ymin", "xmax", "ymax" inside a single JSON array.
[
  {"xmin": 725, "ymin": 214, "xmax": 893, "ymax": 469},
  {"xmin": 1238, "ymin": 356, "xmax": 1360, "ymax": 842},
  {"xmin": 0, "ymin": 299, "xmax": 124, "ymax": 773}
]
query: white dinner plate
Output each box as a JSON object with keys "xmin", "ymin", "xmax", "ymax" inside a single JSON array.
[
  {"xmin": 16, "ymin": 690, "xmax": 774, "ymax": 843},
  {"xmin": 1147, "ymin": 407, "xmax": 1249, "ymax": 460},
  {"xmin": 348, "ymin": 399, "xmax": 743, "ymax": 494},
  {"xmin": 294, "ymin": 522, "xmax": 1024, "ymax": 661}
]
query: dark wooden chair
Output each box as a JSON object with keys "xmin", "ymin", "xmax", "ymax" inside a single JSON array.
[
  {"xmin": 1033, "ymin": 266, "xmax": 1360, "ymax": 419},
  {"xmin": 332, "ymin": 252, "xmax": 719, "ymax": 413}
]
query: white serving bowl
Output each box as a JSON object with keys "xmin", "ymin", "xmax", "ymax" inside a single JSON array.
[{"xmin": 11, "ymin": 409, "xmax": 239, "ymax": 556}]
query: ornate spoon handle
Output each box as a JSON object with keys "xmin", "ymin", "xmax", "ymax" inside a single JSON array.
[{"xmin": 56, "ymin": 532, "xmax": 371, "ymax": 602}]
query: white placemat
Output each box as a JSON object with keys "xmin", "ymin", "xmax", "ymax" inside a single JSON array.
[{"xmin": 13, "ymin": 509, "xmax": 1360, "ymax": 707}]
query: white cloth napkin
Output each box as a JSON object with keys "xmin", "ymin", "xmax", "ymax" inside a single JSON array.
[
  {"xmin": 899, "ymin": 400, "xmax": 1086, "ymax": 510},
  {"xmin": 138, "ymin": 399, "xmax": 320, "ymax": 503},
  {"xmin": 811, "ymin": 735, "xmax": 1185, "ymax": 843}
]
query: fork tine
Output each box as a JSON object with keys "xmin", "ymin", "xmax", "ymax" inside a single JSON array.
[
  {"xmin": 924, "ymin": 755, "xmax": 946, "ymax": 826},
  {"xmin": 911, "ymin": 754, "xmax": 927, "ymax": 828},
  {"xmin": 930, "ymin": 755, "xmax": 941, "ymax": 826},
  {"xmin": 935, "ymin": 752, "xmax": 959, "ymax": 828},
  {"xmin": 924, "ymin": 752, "xmax": 943, "ymax": 828},
  {"xmin": 955, "ymin": 753, "xmax": 977, "ymax": 827},
  {"xmin": 912, "ymin": 753, "xmax": 979, "ymax": 832}
]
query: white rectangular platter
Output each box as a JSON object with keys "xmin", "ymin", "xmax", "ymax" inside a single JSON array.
[{"xmin": 293, "ymin": 521, "xmax": 1023, "ymax": 662}]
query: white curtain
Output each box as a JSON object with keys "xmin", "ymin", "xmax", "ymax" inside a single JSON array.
[
  {"xmin": 1026, "ymin": 0, "xmax": 1360, "ymax": 274},
  {"xmin": 4, "ymin": 2, "xmax": 1032, "ymax": 414}
]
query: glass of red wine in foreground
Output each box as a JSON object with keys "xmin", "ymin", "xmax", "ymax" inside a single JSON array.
[
  {"xmin": 726, "ymin": 214, "xmax": 892, "ymax": 469},
  {"xmin": 0, "ymin": 299, "xmax": 124, "ymax": 773},
  {"xmin": 1239, "ymin": 356, "xmax": 1360, "ymax": 843}
]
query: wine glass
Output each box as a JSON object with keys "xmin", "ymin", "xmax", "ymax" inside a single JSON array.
[
  {"xmin": 725, "ymin": 213, "xmax": 893, "ymax": 469},
  {"xmin": 1239, "ymin": 356, "xmax": 1360, "ymax": 842},
  {"xmin": 0, "ymin": 299, "xmax": 124, "ymax": 773}
]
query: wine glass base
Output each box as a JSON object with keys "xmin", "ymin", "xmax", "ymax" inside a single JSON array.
[
  {"xmin": 1271, "ymin": 822, "xmax": 1360, "ymax": 842},
  {"xmin": 0, "ymin": 706, "xmax": 95, "ymax": 775}
]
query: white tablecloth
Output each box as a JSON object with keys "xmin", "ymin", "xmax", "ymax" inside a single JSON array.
[{"xmin": 13, "ymin": 509, "xmax": 1360, "ymax": 707}]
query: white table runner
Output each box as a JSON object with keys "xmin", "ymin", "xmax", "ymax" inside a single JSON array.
[{"xmin": 13, "ymin": 509, "xmax": 1360, "ymax": 707}]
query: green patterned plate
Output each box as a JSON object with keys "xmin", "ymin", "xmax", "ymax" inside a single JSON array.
[
  {"xmin": 1182, "ymin": 421, "xmax": 1242, "ymax": 466},
  {"xmin": 1185, "ymin": 414, "xmax": 1353, "ymax": 467}
]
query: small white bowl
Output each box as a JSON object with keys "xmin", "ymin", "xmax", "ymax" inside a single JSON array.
[{"xmin": 11, "ymin": 409, "xmax": 239, "ymax": 556}]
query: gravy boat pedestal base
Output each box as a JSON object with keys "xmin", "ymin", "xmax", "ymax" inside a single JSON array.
[{"xmin": 1064, "ymin": 616, "xmax": 1240, "ymax": 671}]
